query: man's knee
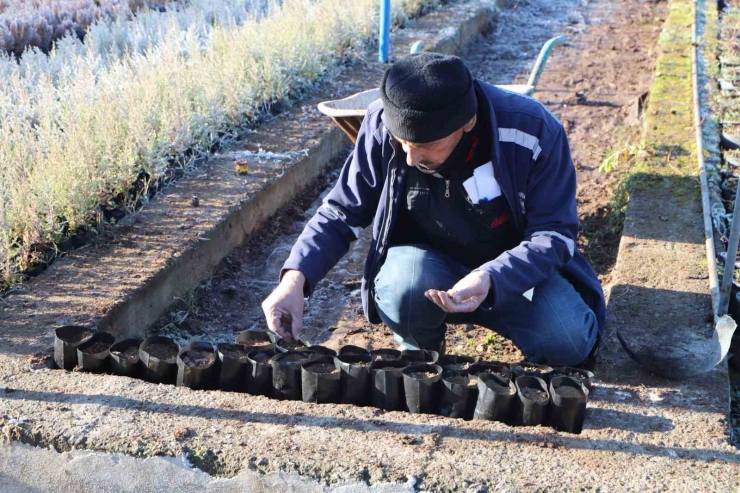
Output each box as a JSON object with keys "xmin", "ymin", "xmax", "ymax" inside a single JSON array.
[
  {"xmin": 373, "ymin": 247, "xmax": 448, "ymax": 330},
  {"xmin": 496, "ymin": 273, "xmax": 599, "ymax": 366},
  {"xmin": 531, "ymin": 315, "xmax": 597, "ymax": 366}
]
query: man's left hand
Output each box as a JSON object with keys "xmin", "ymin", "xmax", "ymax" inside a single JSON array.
[{"xmin": 425, "ymin": 270, "xmax": 492, "ymax": 313}]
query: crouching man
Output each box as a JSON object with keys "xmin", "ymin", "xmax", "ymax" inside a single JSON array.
[{"xmin": 262, "ymin": 53, "xmax": 605, "ymax": 367}]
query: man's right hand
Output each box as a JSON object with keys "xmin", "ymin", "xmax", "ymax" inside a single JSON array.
[{"xmin": 261, "ymin": 270, "xmax": 306, "ymax": 340}]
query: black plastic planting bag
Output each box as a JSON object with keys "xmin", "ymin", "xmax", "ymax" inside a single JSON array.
[
  {"xmin": 370, "ymin": 359, "xmax": 408, "ymax": 411},
  {"xmin": 54, "ymin": 326, "xmax": 95, "ymax": 370},
  {"xmin": 301, "ymin": 356, "xmax": 341, "ymax": 404},
  {"xmin": 338, "ymin": 345, "xmax": 370, "ymax": 357},
  {"xmin": 439, "ymin": 370, "xmax": 478, "ymax": 420},
  {"xmin": 401, "ymin": 349, "xmax": 439, "ymax": 365},
  {"xmin": 109, "ymin": 338, "xmax": 143, "ymax": 377},
  {"xmin": 177, "ymin": 341, "xmax": 218, "ymax": 390},
  {"xmin": 217, "ymin": 343, "xmax": 251, "ymax": 392},
  {"xmin": 511, "ymin": 362, "xmax": 554, "ymax": 382},
  {"xmin": 549, "ymin": 376, "xmax": 589, "ymax": 434},
  {"xmin": 77, "ymin": 332, "xmax": 116, "ymax": 373},
  {"xmin": 370, "ymin": 348, "xmax": 402, "ymax": 363},
  {"xmin": 402, "ymin": 364, "xmax": 442, "ymax": 414},
  {"xmin": 515, "ymin": 376, "xmax": 550, "ymax": 426},
  {"xmin": 336, "ymin": 353, "xmax": 373, "ymax": 406},
  {"xmin": 247, "ymin": 348, "xmax": 278, "ymax": 396},
  {"xmin": 139, "ymin": 336, "xmax": 180, "ymax": 384},
  {"xmin": 551, "ymin": 367, "xmax": 595, "ymax": 392},
  {"xmin": 271, "ymin": 350, "xmax": 313, "ymax": 400},
  {"xmin": 473, "ymin": 372, "xmax": 517, "ymax": 423}
]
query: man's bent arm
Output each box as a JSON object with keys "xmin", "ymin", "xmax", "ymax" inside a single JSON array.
[
  {"xmin": 281, "ymin": 106, "xmax": 386, "ymax": 296},
  {"xmin": 475, "ymin": 125, "xmax": 578, "ymax": 308}
]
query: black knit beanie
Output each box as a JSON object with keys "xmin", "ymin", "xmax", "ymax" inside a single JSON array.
[{"xmin": 380, "ymin": 52, "xmax": 477, "ymax": 143}]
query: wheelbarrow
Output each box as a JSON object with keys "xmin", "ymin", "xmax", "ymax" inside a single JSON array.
[{"xmin": 318, "ymin": 35, "xmax": 566, "ymax": 144}]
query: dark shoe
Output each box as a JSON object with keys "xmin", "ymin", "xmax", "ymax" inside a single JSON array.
[{"xmin": 574, "ymin": 335, "xmax": 600, "ymax": 372}]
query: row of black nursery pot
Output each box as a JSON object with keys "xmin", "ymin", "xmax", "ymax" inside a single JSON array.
[{"xmin": 53, "ymin": 326, "xmax": 594, "ymax": 434}]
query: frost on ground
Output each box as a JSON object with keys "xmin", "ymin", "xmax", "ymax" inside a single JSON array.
[{"xmin": 0, "ymin": 442, "xmax": 416, "ymax": 493}]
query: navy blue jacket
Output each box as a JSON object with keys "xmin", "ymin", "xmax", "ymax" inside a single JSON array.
[{"xmin": 282, "ymin": 81, "xmax": 606, "ymax": 332}]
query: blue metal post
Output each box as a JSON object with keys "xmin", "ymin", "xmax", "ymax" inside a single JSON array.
[{"xmin": 379, "ymin": 0, "xmax": 391, "ymax": 63}]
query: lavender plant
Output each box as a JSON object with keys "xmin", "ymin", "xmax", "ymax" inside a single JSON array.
[
  {"xmin": 0, "ymin": 0, "xmax": 439, "ymax": 284},
  {"xmin": 0, "ymin": 1, "xmax": 182, "ymax": 56}
]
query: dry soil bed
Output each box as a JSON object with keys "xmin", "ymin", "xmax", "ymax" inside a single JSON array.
[{"xmin": 154, "ymin": 0, "xmax": 668, "ymax": 361}]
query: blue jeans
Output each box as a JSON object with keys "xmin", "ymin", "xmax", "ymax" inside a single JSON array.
[{"xmin": 373, "ymin": 244, "xmax": 599, "ymax": 366}]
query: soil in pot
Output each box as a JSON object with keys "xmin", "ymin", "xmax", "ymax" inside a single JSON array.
[
  {"xmin": 249, "ymin": 351, "xmax": 274, "ymax": 363},
  {"xmin": 219, "ymin": 343, "xmax": 250, "ymax": 360},
  {"xmin": 370, "ymin": 359, "xmax": 407, "ymax": 411},
  {"xmin": 140, "ymin": 336, "xmax": 180, "ymax": 385},
  {"xmin": 247, "ymin": 348, "xmax": 278, "ymax": 396},
  {"xmin": 278, "ymin": 337, "xmax": 307, "ymax": 351},
  {"xmin": 109, "ymin": 338, "xmax": 143, "ymax": 377},
  {"xmin": 181, "ymin": 350, "xmax": 215, "ymax": 368},
  {"xmin": 80, "ymin": 341, "xmax": 111, "ymax": 354},
  {"xmin": 177, "ymin": 342, "xmax": 218, "ymax": 390},
  {"xmin": 301, "ymin": 356, "xmax": 341, "ymax": 404},
  {"xmin": 271, "ymin": 350, "xmax": 313, "ymax": 400},
  {"xmin": 473, "ymin": 372, "xmax": 517, "ymax": 424},
  {"xmin": 371, "ymin": 348, "xmax": 401, "ymax": 362},
  {"xmin": 338, "ymin": 345, "xmax": 370, "ymax": 357},
  {"xmin": 511, "ymin": 362, "xmax": 554, "ymax": 382},
  {"xmin": 336, "ymin": 353, "xmax": 373, "ymax": 406},
  {"xmin": 235, "ymin": 330, "xmax": 273, "ymax": 346},
  {"xmin": 551, "ymin": 367, "xmax": 594, "ymax": 391},
  {"xmin": 54, "ymin": 326, "xmax": 95, "ymax": 370},
  {"xmin": 401, "ymin": 349, "xmax": 439, "ymax": 364},
  {"xmin": 468, "ymin": 361, "xmax": 511, "ymax": 383},
  {"xmin": 440, "ymin": 370, "xmax": 478, "ymax": 420},
  {"xmin": 440, "ymin": 355, "xmax": 476, "ymax": 372},
  {"xmin": 146, "ymin": 343, "xmax": 179, "ymax": 361},
  {"xmin": 111, "ymin": 345, "xmax": 139, "ymax": 362},
  {"xmin": 549, "ymin": 376, "xmax": 589, "ymax": 434},
  {"xmin": 77, "ymin": 332, "xmax": 116, "ymax": 374},
  {"xmin": 515, "ymin": 375, "xmax": 550, "ymax": 426},
  {"xmin": 402, "ymin": 364, "xmax": 442, "ymax": 414},
  {"xmin": 522, "ymin": 387, "xmax": 548, "ymax": 402}
]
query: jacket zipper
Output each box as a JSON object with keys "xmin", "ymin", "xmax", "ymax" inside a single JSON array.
[
  {"xmin": 445, "ymin": 179, "xmax": 450, "ymax": 198},
  {"xmin": 375, "ymin": 145, "xmax": 398, "ymax": 262}
]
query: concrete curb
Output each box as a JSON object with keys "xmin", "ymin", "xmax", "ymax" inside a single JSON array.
[{"xmin": 601, "ymin": 0, "xmax": 730, "ymax": 434}]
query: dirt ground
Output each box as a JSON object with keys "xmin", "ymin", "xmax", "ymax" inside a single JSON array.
[{"xmin": 152, "ymin": 0, "xmax": 668, "ymax": 361}]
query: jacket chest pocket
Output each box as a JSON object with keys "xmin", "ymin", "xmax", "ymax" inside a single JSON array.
[{"xmin": 467, "ymin": 196, "xmax": 514, "ymax": 243}]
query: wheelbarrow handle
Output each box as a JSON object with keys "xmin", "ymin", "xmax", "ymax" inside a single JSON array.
[{"xmin": 527, "ymin": 35, "xmax": 567, "ymax": 90}]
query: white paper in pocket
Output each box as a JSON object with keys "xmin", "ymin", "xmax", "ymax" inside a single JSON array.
[
  {"xmin": 462, "ymin": 176, "xmax": 480, "ymax": 204},
  {"xmin": 473, "ymin": 162, "xmax": 501, "ymax": 202}
]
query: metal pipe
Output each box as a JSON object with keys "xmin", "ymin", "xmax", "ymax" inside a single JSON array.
[
  {"xmin": 692, "ymin": 0, "xmax": 721, "ymax": 319},
  {"xmin": 526, "ymin": 35, "xmax": 567, "ymax": 89},
  {"xmin": 720, "ymin": 197, "xmax": 740, "ymax": 316},
  {"xmin": 379, "ymin": 0, "xmax": 391, "ymax": 63}
]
